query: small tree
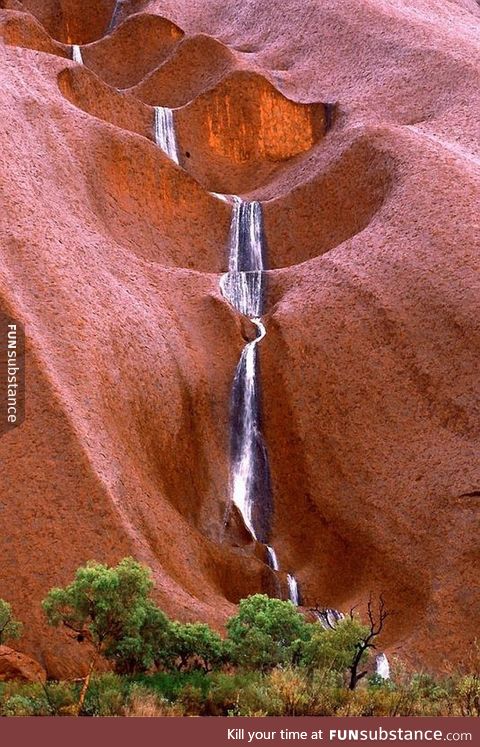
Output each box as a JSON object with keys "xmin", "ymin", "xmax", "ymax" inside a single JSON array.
[
  {"xmin": 226, "ymin": 594, "xmax": 312, "ymax": 671},
  {"xmin": 303, "ymin": 595, "xmax": 390, "ymax": 689},
  {"xmin": 42, "ymin": 558, "xmax": 165, "ymax": 713},
  {"xmin": 168, "ymin": 622, "xmax": 224, "ymax": 672},
  {"xmin": 110, "ymin": 601, "xmax": 171, "ymax": 675},
  {"xmin": 347, "ymin": 595, "xmax": 389, "ymax": 690},
  {"xmin": 0, "ymin": 600, "xmax": 23, "ymax": 645}
]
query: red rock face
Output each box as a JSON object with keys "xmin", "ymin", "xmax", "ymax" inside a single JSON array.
[
  {"xmin": 0, "ymin": 646, "xmax": 46, "ymax": 683},
  {"xmin": 0, "ymin": 0, "xmax": 479, "ymax": 677}
]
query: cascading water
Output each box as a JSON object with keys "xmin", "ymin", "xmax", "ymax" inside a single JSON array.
[
  {"xmin": 229, "ymin": 318, "xmax": 272, "ymax": 541},
  {"xmin": 376, "ymin": 652, "xmax": 390, "ymax": 679},
  {"xmin": 222, "ymin": 200, "xmax": 272, "ymax": 543},
  {"xmin": 266, "ymin": 545, "xmax": 279, "ymax": 571},
  {"xmin": 71, "ymin": 45, "xmax": 83, "ymax": 64},
  {"xmin": 154, "ymin": 106, "xmax": 180, "ymax": 165},
  {"xmin": 221, "ymin": 198, "xmax": 304, "ymax": 605},
  {"xmin": 287, "ymin": 574, "xmax": 300, "ymax": 606},
  {"xmin": 220, "ymin": 199, "xmax": 264, "ymax": 318},
  {"xmin": 107, "ymin": 0, "xmax": 122, "ymax": 33},
  {"xmin": 313, "ymin": 608, "xmax": 345, "ymax": 629}
]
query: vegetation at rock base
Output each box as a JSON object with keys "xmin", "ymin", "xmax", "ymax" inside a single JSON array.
[
  {"xmin": 0, "ymin": 600, "xmax": 23, "ymax": 645},
  {"xmin": 1, "ymin": 666, "xmax": 480, "ymax": 717},
  {"xmin": 225, "ymin": 594, "xmax": 311, "ymax": 670},
  {"xmin": 0, "ymin": 559, "xmax": 478, "ymax": 717}
]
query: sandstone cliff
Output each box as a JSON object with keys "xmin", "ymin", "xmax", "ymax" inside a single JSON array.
[{"xmin": 0, "ymin": 0, "xmax": 478, "ymax": 676}]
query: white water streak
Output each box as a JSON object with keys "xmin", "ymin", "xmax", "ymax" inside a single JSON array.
[
  {"xmin": 220, "ymin": 272, "xmax": 263, "ymax": 318},
  {"xmin": 72, "ymin": 45, "xmax": 83, "ymax": 64},
  {"xmin": 376, "ymin": 653, "xmax": 390, "ymax": 679},
  {"xmin": 313, "ymin": 608, "xmax": 345, "ymax": 629},
  {"xmin": 266, "ymin": 545, "xmax": 279, "ymax": 571},
  {"xmin": 287, "ymin": 574, "xmax": 300, "ymax": 605},
  {"xmin": 220, "ymin": 200, "xmax": 264, "ymax": 318},
  {"xmin": 154, "ymin": 106, "xmax": 179, "ymax": 165},
  {"xmin": 108, "ymin": 0, "xmax": 121, "ymax": 33},
  {"xmin": 231, "ymin": 318, "xmax": 266, "ymax": 539},
  {"xmin": 228, "ymin": 200, "xmax": 264, "ymax": 273}
]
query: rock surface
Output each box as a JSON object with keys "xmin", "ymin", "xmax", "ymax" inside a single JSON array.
[
  {"xmin": 0, "ymin": 0, "xmax": 478, "ymax": 676},
  {"xmin": 0, "ymin": 646, "xmax": 46, "ymax": 683}
]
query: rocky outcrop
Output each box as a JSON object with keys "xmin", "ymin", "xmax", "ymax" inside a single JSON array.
[
  {"xmin": 0, "ymin": 647, "xmax": 46, "ymax": 683},
  {"xmin": 0, "ymin": 0, "xmax": 478, "ymax": 677}
]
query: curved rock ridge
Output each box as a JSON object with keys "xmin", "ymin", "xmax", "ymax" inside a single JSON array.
[
  {"xmin": 128, "ymin": 33, "xmax": 236, "ymax": 108},
  {"xmin": 81, "ymin": 13, "xmax": 184, "ymax": 89},
  {"xmin": 175, "ymin": 71, "xmax": 329, "ymax": 194},
  {"xmin": 58, "ymin": 66, "xmax": 153, "ymax": 141},
  {"xmin": 261, "ymin": 129, "xmax": 394, "ymax": 269},
  {"xmin": 0, "ymin": 0, "xmax": 117, "ymax": 44},
  {"xmin": 0, "ymin": 9, "xmax": 69, "ymax": 57}
]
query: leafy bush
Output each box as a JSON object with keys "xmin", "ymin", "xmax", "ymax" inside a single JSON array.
[
  {"xmin": 206, "ymin": 672, "xmax": 263, "ymax": 716},
  {"xmin": 453, "ymin": 674, "xmax": 480, "ymax": 717},
  {"xmin": 42, "ymin": 681, "xmax": 78, "ymax": 716},
  {"xmin": 0, "ymin": 599, "xmax": 22, "ymax": 645},
  {"xmin": 167, "ymin": 622, "xmax": 224, "ymax": 672},
  {"xmin": 42, "ymin": 558, "xmax": 160, "ymax": 669},
  {"xmin": 42, "ymin": 557, "xmax": 171, "ymax": 712},
  {"xmin": 226, "ymin": 594, "xmax": 311, "ymax": 670},
  {"xmin": 112, "ymin": 602, "xmax": 171, "ymax": 674},
  {"xmin": 82, "ymin": 673, "xmax": 126, "ymax": 717},
  {"xmin": 2, "ymin": 694, "xmax": 41, "ymax": 717},
  {"xmin": 301, "ymin": 616, "xmax": 371, "ymax": 677},
  {"xmin": 130, "ymin": 670, "xmax": 211, "ymax": 701}
]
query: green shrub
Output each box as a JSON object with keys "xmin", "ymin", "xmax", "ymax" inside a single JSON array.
[
  {"xmin": 3, "ymin": 695, "xmax": 40, "ymax": 717},
  {"xmin": 42, "ymin": 557, "xmax": 173, "ymax": 713},
  {"xmin": 177, "ymin": 683, "xmax": 205, "ymax": 715},
  {"xmin": 43, "ymin": 558, "xmax": 166, "ymax": 673},
  {"xmin": 226, "ymin": 594, "xmax": 312, "ymax": 670},
  {"xmin": 167, "ymin": 622, "xmax": 224, "ymax": 672},
  {"xmin": 0, "ymin": 599, "xmax": 22, "ymax": 645},
  {"xmin": 42, "ymin": 681, "xmax": 78, "ymax": 716},
  {"xmin": 0, "ymin": 683, "xmax": 53, "ymax": 717},
  {"xmin": 206, "ymin": 672, "xmax": 261, "ymax": 716},
  {"xmin": 450, "ymin": 675, "xmax": 480, "ymax": 717},
  {"xmin": 129, "ymin": 670, "xmax": 210, "ymax": 701},
  {"xmin": 81, "ymin": 673, "xmax": 126, "ymax": 717},
  {"xmin": 301, "ymin": 617, "xmax": 371, "ymax": 678}
]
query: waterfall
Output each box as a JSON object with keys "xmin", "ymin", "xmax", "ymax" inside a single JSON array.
[
  {"xmin": 313, "ymin": 608, "xmax": 345, "ymax": 629},
  {"xmin": 287, "ymin": 574, "xmax": 300, "ymax": 606},
  {"xmin": 220, "ymin": 199, "xmax": 265, "ymax": 318},
  {"xmin": 211, "ymin": 192, "xmax": 233, "ymax": 204},
  {"xmin": 266, "ymin": 545, "xmax": 279, "ymax": 571},
  {"xmin": 222, "ymin": 199, "xmax": 303, "ymax": 606},
  {"xmin": 230, "ymin": 318, "xmax": 272, "ymax": 542},
  {"xmin": 107, "ymin": 0, "xmax": 122, "ymax": 33},
  {"xmin": 222, "ymin": 200, "xmax": 272, "ymax": 544},
  {"xmin": 154, "ymin": 106, "xmax": 180, "ymax": 165},
  {"xmin": 376, "ymin": 653, "xmax": 390, "ymax": 679},
  {"xmin": 71, "ymin": 45, "xmax": 83, "ymax": 64},
  {"xmin": 220, "ymin": 272, "xmax": 263, "ymax": 319},
  {"xmin": 227, "ymin": 200, "xmax": 264, "ymax": 274}
]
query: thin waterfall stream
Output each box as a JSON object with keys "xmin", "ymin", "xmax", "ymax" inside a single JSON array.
[
  {"xmin": 219, "ymin": 196, "xmax": 300, "ymax": 604},
  {"xmin": 154, "ymin": 107, "xmax": 180, "ymax": 165},
  {"xmin": 218, "ymin": 197, "xmax": 390, "ymax": 674},
  {"xmin": 71, "ymin": 45, "xmax": 83, "ymax": 64},
  {"xmin": 107, "ymin": 0, "xmax": 122, "ymax": 33}
]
